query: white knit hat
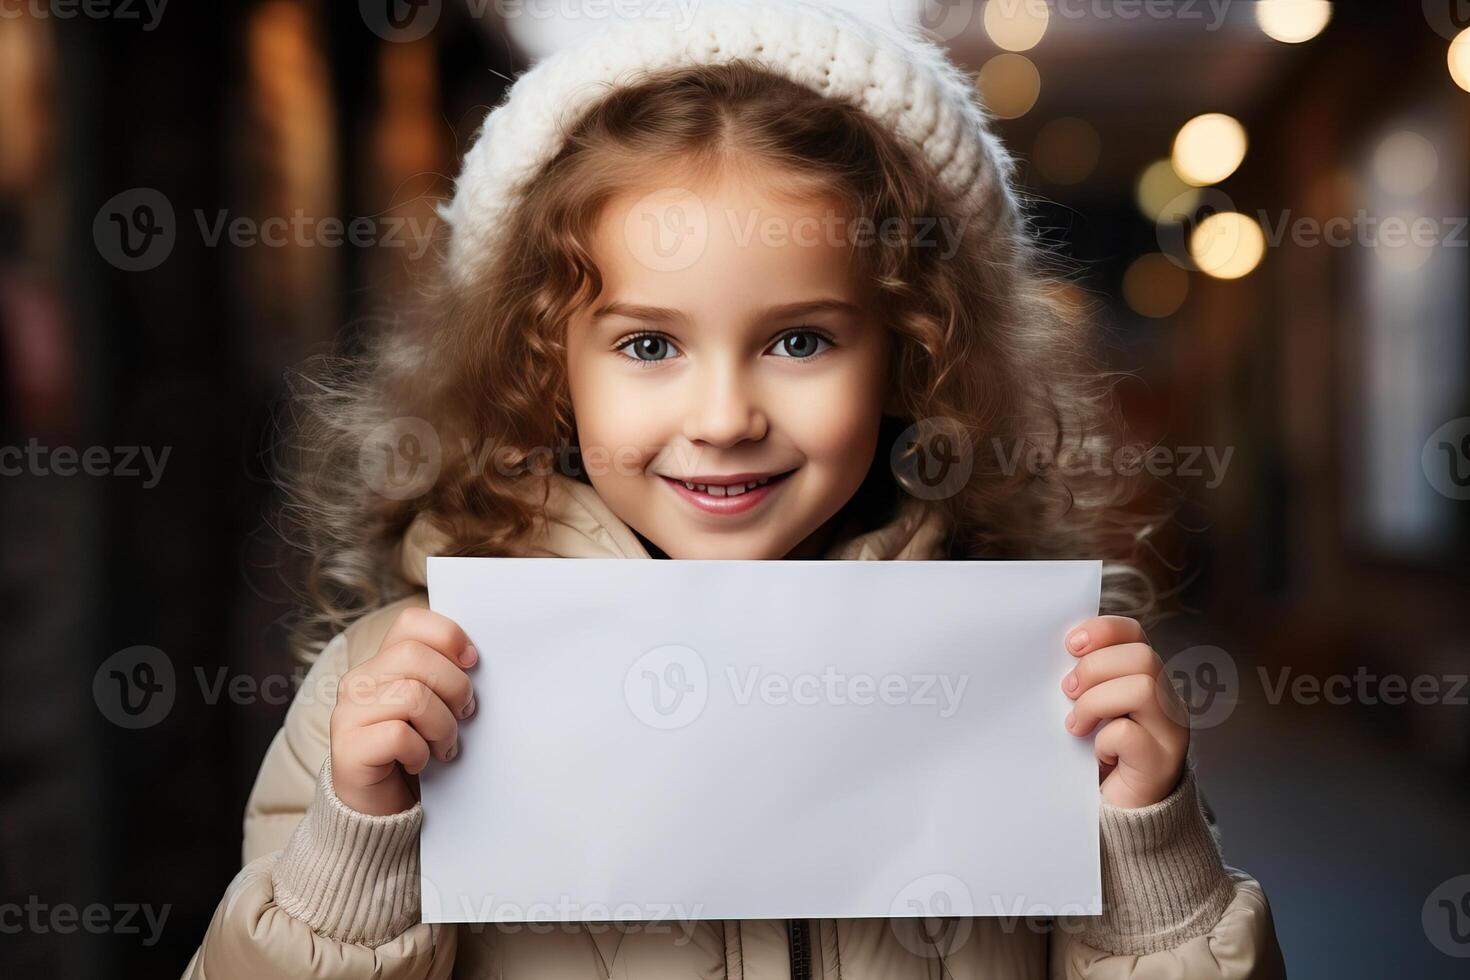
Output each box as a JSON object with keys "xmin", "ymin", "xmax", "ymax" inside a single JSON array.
[{"xmin": 438, "ymin": 0, "xmax": 1021, "ymax": 287}]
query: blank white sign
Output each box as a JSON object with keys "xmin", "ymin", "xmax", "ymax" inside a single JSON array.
[{"xmin": 421, "ymin": 557, "xmax": 1102, "ymax": 923}]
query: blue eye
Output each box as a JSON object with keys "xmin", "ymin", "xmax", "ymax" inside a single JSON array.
[
  {"xmin": 769, "ymin": 329, "xmax": 833, "ymax": 359},
  {"xmin": 615, "ymin": 333, "xmax": 680, "ymax": 364},
  {"xmin": 613, "ymin": 328, "xmax": 835, "ymax": 365}
]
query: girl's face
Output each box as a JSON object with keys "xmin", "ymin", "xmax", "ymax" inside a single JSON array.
[{"xmin": 565, "ymin": 165, "xmax": 891, "ymax": 559}]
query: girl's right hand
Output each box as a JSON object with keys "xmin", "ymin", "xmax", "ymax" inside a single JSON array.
[{"xmin": 329, "ymin": 607, "xmax": 478, "ymax": 816}]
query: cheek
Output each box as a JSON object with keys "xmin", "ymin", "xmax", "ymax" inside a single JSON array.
[
  {"xmin": 777, "ymin": 368, "xmax": 885, "ymax": 473},
  {"xmin": 568, "ymin": 363, "xmax": 667, "ymax": 477}
]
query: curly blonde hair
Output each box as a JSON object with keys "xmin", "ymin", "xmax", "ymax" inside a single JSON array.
[{"xmin": 274, "ymin": 60, "xmax": 1157, "ymax": 658}]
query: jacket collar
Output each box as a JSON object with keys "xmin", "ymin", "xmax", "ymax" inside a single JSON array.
[{"xmin": 398, "ymin": 473, "xmax": 948, "ymax": 586}]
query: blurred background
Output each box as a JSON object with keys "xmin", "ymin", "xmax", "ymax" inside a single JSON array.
[{"xmin": 1, "ymin": 1, "xmax": 1467, "ymax": 976}]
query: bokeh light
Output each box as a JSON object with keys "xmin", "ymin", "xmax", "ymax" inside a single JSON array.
[
  {"xmin": 977, "ymin": 54, "xmax": 1040, "ymax": 120},
  {"xmin": 1372, "ymin": 131, "xmax": 1438, "ymax": 197},
  {"xmin": 1450, "ymin": 28, "xmax": 1470, "ymax": 92},
  {"xmin": 1123, "ymin": 253, "xmax": 1190, "ymax": 318},
  {"xmin": 983, "ymin": 0, "xmax": 1049, "ymax": 52},
  {"xmin": 1255, "ymin": 0, "xmax": 1332, "ymax": 44},
  {"xmin": 1172, "ymin": 113, "xmax": 1248, "ymax": 186},
  {"xmin": 1136, "ymin": 159, "xmax": 1201, "ymax": 222},
  {"xmin": 1032, "ymin": 117, "xmax": 1101, "ymax": 185},
  {"xmin": 1189, "ymin": 211, "xmax": 1266, "ymax": 279}
]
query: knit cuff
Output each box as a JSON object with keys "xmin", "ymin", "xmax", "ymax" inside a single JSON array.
[
  {"xmin": 1073, "ymin": 765, "xmax": 1235, "ymax": 955},
  {"xmin": 270, "ymin": 755, "xmax": 423, "ymax": 948}
]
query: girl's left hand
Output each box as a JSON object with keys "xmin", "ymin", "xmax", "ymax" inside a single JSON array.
[{"xmin": 1060, "ymin": 615, "xmax": 1189, "ymax": 809}]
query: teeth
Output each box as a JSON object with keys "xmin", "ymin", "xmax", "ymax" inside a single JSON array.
[{"xmin": 678, "ymin": 476, "xmax": 775, "ymax": 496}]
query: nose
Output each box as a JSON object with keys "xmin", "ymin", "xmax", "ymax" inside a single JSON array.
[{"xmin": 682, "ymin": 357, "xmax": 768, "ymax": 448}]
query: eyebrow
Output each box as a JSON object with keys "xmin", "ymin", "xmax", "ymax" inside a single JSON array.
[{"xmin": 590, "ymin": 298, "xmax": 862, "ymax": 324}]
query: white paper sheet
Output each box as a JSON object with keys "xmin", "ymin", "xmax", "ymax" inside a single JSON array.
[{"xmin": 422, "ymin": 557, "xmax": 1102, "ymax": 924}]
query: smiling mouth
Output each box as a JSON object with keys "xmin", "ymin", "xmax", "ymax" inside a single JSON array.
[{"xmin": 661, "ymin": 469, "xmax": 797, "ymax": 497}]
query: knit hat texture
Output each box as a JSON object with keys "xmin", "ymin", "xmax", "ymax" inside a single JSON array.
[{"xmin": 437, "ymin": 0, "xmax": 1021, "ymax": 286}]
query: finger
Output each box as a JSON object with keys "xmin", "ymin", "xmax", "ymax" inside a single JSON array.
[
  {"xmin": 352, "ymin": 719, "xmax": 432, "ymax": 779},
  {"xmin": 368, "ymin": 639, "xmax": 475, "ymax": 719},
  {"xmin": 1093, "ymin": 717, "xmax": 1165, "ymax": 773},
  {"xmin": 1062, "ymin": 643, "xmax": 1160, "ymax": 698},
  {"xmin": 349, "ymin": 678, "xmax": 460, "ymax": 760},
  {"xmin": 1065, "ymin": 615, "xmax": 1146, "ymax": 657},
  {"xmin": 381, "ymin": 606, "xmax": 476, "ymax": 668},
  {"xmin": 1066, "ymin": 673, "xmax": 1166, "ymax": 737}
]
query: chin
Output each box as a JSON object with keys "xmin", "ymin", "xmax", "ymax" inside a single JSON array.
[{"xmin": 648, "ymin": 527, "xmax": 796, "ymax": 561}]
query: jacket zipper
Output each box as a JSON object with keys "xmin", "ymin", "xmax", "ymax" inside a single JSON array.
[{"xmin": 787, "ymin": 918, "xmax": 812, "ymax": 980}]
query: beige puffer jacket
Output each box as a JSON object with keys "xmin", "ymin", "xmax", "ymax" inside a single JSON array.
[{"xmin": 183, "ymin": 474, "xmax": 1285, "ymax": 979}]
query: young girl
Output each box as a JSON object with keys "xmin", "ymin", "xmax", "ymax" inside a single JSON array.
[{"xmin": 185, "ymin": 1, "xmax": 1284, "ymax": 976}]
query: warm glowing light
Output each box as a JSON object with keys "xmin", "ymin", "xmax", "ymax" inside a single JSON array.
[
  {"xmin": 1372, "ymin": 131, "xmax": 1438, "ymax": 197},
  {"xmin": 977, "ymin": 54, "xmax": 1040, "ymax": 120},
  {"xmin": 1033, "ymin": 117, "xmax": 1100, "ymax": 185},
  {"xmin": 1189, "ymin": 212, "xmax": 1265, "ymax": 279},
  {"xmin": 983, "ymin": 0, "xmax": 1049, "ymax": 52},
  {"xmin": 1172, "ymin": 113, "xmax": 1247, "ymax": 186},
  {"xmin": 1123, "ymin": 253, "xmax": 1189, "ymax": 318},
  {"xmin": 1450, "ymin": 28, "xmax": 1470, "ymax": 93},
  {"xmin": 1255, "ymin": 0, "xmax": 1332, "ymax": 44},
  {"xmin": 1136, "ymin": 159, "xmax": 1200, "ymax": 222}
]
